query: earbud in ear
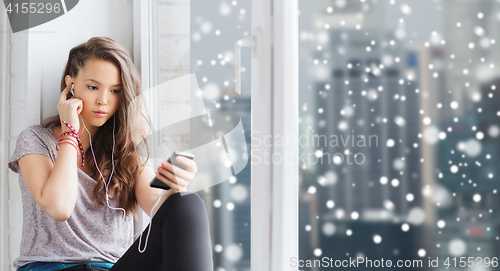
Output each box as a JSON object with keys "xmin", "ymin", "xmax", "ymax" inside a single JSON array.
[{"xmin": 70, "ymin": 84, "xmax": 75, "ymax": 96}]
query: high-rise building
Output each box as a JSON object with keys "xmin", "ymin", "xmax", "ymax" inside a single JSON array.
[
  {"xmin": 298, "ymin": 1, "xmax": 432, "ymax": 268},
  {"xmin": 313, "ymin": 28, "xmax": 423, "ymax": 219},
  {"xmin": 306, "ymin": 26, "xmax": 432, "ymax": 269}
]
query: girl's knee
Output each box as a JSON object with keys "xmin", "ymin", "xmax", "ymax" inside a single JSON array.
[
  {"xmin": 184, "ymin": 192, "xmax": 205, "ymax": 206},
  {"xmin": 169, "ymin": 192, "xmax": 204, "ymax": 207},
  {"xmin": 164, "ymin": 192, "xmax": 208, "ymax": 221}
]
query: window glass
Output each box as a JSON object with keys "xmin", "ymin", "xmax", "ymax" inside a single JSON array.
[
  {"xmin": 152, "ymin": 1, "xmax": 252, "ymax": 270},
  {"xmin": 299, "ymin": 0, "xmax": 500, "ymax": 269}
]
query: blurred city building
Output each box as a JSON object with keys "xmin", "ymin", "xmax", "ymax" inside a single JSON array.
[{"xmin": 300, "ymin": 1, "xmax": 437, "ymax": 269}]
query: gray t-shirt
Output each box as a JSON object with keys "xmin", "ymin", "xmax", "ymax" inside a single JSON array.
[{"xmin": 8, "ymin": 124, "xmax": 150, "ymax": 270}]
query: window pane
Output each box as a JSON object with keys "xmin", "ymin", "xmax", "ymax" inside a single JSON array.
[
  {"xmin": 153, "ymin": 1, "xmax": 252, "ymax": 270},
  {"xmin": 299, "ymin": 0, "xmax": 500, "ymax": 270}
]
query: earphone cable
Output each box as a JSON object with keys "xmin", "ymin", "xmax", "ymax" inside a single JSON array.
[
  {"xmin": 81, "ymin": 114, "xmax": 127, "ymax": 219},
  {"xmin": 78, "ymin": 113, "xmax": 159, "ymax": 252}
]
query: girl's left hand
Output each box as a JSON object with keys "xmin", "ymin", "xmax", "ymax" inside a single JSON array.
[{"xmin": 155, "ymin": 156, "xmax": 198, "ymax": 192}]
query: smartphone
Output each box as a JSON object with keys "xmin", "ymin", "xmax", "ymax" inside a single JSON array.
[{"xmin": 150, "ymin": 152, "xmax": 195, "ymax": 190}]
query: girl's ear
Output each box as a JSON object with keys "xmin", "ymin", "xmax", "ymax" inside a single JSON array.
[{"xmin": 65, "ymin": 75, "xmax": 73, "ymax": 88}]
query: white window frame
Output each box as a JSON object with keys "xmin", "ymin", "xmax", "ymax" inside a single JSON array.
[
  {"xmin": 0, "ymin": 4, "xmax": 12, "ymax": 269},
  {"xmin": 135, "ymin": 0, "xmax": 299, "ymax": 269},
  {"xmin": 133, "ymin": 0, "xmax": 156, "ymax": 233},
  {"xmin": 249, "ymin": 0, "xmax": 299, "ymax": 270}
]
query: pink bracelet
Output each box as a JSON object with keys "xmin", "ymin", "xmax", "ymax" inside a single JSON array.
[
  {"xmin": 58, "ymin": 137, "xmax": 80, "ymax": 156},
  {"xmin": 61, "ymin": 121, "xmax": 85, "ymax": 167},
  {"xmin": 59, "ymin": 135, "xmax": 77, "ymax": 143},
  {"xmin": 58, "ymin": 131, "xmax": 81, "ymax": 146},
  {"xmin": 56, "ymin": 140, "xmax": 80, "ymax": 156}
]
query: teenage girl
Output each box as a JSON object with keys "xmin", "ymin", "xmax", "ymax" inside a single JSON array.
[{"xmin": 8, "ymin": 37, "xmax": 213, "ymax": 271}]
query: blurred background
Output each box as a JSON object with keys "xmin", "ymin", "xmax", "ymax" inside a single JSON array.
[
  {"xmin": 187, "ymin": 0, "xmax": 500, "ymax": 270},
  {"xmin": 299, "ymin": 1, "xmax": 500, "ymax": 270}
]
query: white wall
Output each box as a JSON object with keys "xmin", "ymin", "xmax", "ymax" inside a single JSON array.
[
  {"xmin": 1, "ymin": 2, "xmax": 13, "ymax": 270},
  {"xmin": 3, "ymin": 1, "xmax": 134, "ymax": 269},
  {"xmin": 36, "ymin": 1, "xmax": 134, "ymax": 121}
]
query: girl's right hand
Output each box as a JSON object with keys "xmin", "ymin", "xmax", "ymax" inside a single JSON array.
[{"xmin": 58, "ymin": 83, "xmax": 82, "ymax": 133}]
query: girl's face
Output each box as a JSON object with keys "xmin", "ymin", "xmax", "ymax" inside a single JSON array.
[{"xmin": 67, "ymin": 58, "xmax": 122, "ymax": 130}]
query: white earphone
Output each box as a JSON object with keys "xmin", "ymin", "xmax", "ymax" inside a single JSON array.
[{"xmin": 70, "ymin": 83, "xmax": 75, "ymax": 96}]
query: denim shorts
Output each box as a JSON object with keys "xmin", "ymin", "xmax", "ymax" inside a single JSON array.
[{"xmin": 60, "ymin": 264, "xmax": 109, "ymax": 271}]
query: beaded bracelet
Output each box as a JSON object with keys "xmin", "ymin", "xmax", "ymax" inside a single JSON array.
[
  {"xmin": 60, "ymin": 120, "xmax": 85, "ymax": 168},
  {"xmin": 56, "ymin": 140, "xmax": 80, "ymax": 156},
  {"xmin": 61, "ymin": 120, "xmax": 80, "ymax": 136}
]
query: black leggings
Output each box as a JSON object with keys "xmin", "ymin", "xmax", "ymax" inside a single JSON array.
[{"xmin": 62, "ymin": 192, "xmax": 214, "ymax": 271}]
